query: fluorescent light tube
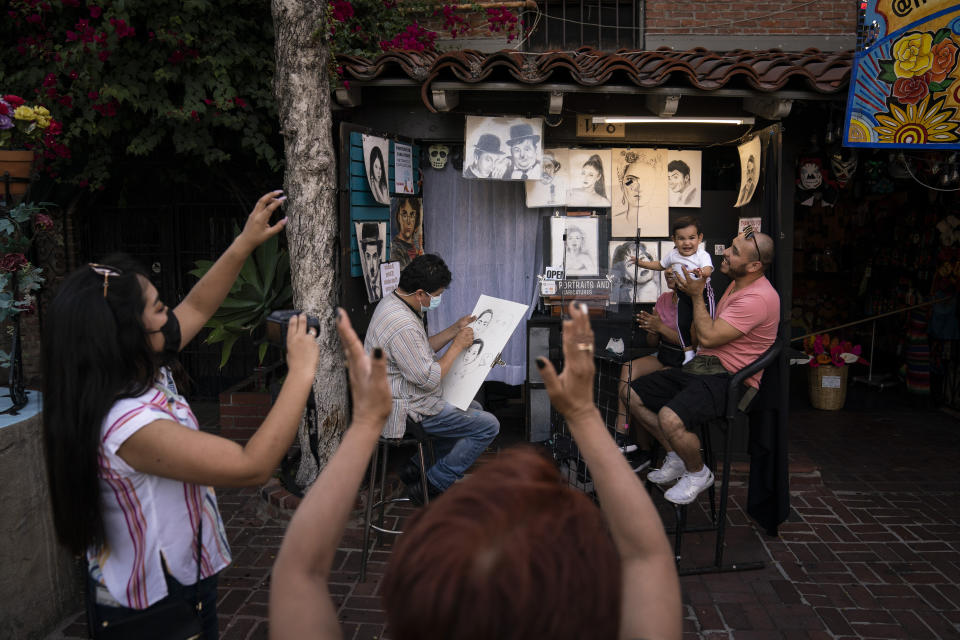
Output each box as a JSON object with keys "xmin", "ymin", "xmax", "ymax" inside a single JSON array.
[{"xmin": 592, "ymin": 116, "xmax": 755, "ymax": 125}]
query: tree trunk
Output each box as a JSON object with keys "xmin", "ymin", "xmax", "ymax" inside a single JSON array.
[{"xmin": 271, "ymin": 0, "xmax": 346, "ymax": 487}]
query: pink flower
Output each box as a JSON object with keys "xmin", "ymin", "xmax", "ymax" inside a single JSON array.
[
  {"xmin": 89, "ymin": 6, "xmax": 102, "ymax": 18},
  {"xmin": 0, "ymin": 254, "xmax": 28, "ymax": 273},
  {"xmin": 33, "ymin": 213, "xmax": 54, "ymax": 232},
  {"xmin": 98, "ymin": 50, "xmax": 111, "ymax": 62},
  {"xmin": 190, "ymin": 110, "xmax": 199, "ymax": 120},
  {"xmin": 233, "ymin": 97, "xmax": 247, "ymax": 107},
  {"xmin": 330, "ymin": 0, "xmax": 354, "ymax": 22},
  {"xmin": 88, "ymin": 90, "xmax": 99, "ymax": 100},
  {"xmin": 59, "ymin": 94, "xmax": 73, "ymax": 107}
]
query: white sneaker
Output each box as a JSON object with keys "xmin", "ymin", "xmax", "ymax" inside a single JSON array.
[
  {"xmin": 646, "ymin": 454, "xmax": 686, "ymax": 485},
  {"xmin": 664, "ymin": 468, "xmax": 715, "ymax": 505}
]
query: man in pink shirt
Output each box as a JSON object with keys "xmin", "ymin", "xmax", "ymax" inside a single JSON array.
[{"xmin": 624, "ymin": 228, "xmax": 779, "ymax": 504}]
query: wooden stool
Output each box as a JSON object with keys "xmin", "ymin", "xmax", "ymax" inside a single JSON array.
[{"xmin": 359, "ymin": 418, "xmax": 434, "ymax": 582}]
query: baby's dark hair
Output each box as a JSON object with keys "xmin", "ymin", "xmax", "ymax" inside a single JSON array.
[{"xmin": 672, "ymin": 216, "xmax": 702, "ymax": 236}]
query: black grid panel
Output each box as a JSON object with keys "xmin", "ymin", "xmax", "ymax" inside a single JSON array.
[
  {"xmin": 525, "ymin": 0, "xmax": 643, "ymax": 52},
  {"xmin": 77, "ymin": 202, "xmax": 267, "ymax": 399}
]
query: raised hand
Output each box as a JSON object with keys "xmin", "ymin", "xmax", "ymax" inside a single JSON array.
[
  {"xmin": 237, "ymin": 190, "xmax": 288, "ymax": 253},
  {"xmin": 537, "ymin": 301, "xmax": 597, "ymax": 422},
  {"xmin": 286, "ymin": 313, "xmax": 321, "ymax": 380},
  {"xmin": 336, "ymin": 308, "xmax": 391, "ymax": 428}
]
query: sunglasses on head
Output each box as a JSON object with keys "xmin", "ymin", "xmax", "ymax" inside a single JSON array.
[
  {"xmin": 89, "ymin": 263, "xmax": 121, "ymax": 298},
  {"xmin": 742, "ymin": 225, "xmax": 762, "ymax": 263}
]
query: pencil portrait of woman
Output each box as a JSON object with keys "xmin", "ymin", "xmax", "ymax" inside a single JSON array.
[
  {"xmin": 567, "ymin": 151, "xmax": 611, "ymax": 208},
  {"xmin": 368, "ymin": 145, "xmax": 390, "ymax": 205}
]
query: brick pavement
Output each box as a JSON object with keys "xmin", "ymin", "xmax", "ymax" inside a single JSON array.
[{"xmin": 45, "ymin": 386, "xmax": 960, "ymax": 640}]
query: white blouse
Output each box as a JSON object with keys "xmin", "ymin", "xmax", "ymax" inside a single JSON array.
[{"xmin": 88, "ymin": 369, "xmax": 231, "ymax": 609}]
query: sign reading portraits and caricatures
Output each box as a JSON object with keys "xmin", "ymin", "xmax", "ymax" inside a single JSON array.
[{"xmin": 843, "ymin": 0, "xmax": 960, "ymax": 149}]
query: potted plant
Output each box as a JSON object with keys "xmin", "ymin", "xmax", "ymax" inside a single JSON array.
[
  {"xmin": 802, "ymin": 333, "xmax": 868, "ymax": 410},
  {"xmin": 189, "ymin": 224, "xmax": 293, "ymax": 368},
  {"xmin": 0, "ymin": 94, "xmax": 62, "ymax": 203}
]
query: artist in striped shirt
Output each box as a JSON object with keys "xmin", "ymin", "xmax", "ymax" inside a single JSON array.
[{"xmin": 364, "ymin": 254, "xmax": 500, "ymax": 505}]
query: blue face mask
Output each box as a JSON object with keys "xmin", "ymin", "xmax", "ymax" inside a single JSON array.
[{"xmin": 422, "ymin": 292, "xmax": 442, "ymax": 312}]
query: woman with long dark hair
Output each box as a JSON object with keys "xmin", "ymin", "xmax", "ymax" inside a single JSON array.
[
  {"xmin": 43, "ymin": 191, "xmax": 320, "ymax": 637},
  {"xmin": 566, "ymin": 153, "xmax": 610, "ymax": 207},
  {"xmin": 368, "ymin": 145, "xmax": 390, "ymax": 204}
]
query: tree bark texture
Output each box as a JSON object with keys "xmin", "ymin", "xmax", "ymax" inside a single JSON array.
[{"xmin": 271, "ymin": 0, "xmax": 346, "ymax": 487}]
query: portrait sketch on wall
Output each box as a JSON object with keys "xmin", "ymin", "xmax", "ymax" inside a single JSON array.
[
  {"xmin": 525, "ymin": 148, "xmax": 569, "ymax": 208},
  {"xmin": 734, "ymin": 136, "xmax": 761, "ymax": 207},
  {"xmin": 355, "ymin": 221, "xmax": 387, "ymax": 303},
  {"xmin": 566, "ymin": 149, "xmax": 612, "ymax": 208},
  {"xmin": 463, "ymin": 116, "xmax": 543, "ymax": 181},
  {"xmin": 611, "ymin": 148, "xmax": 668, "ymax": 237},
  {"xmin": 442, "ymin": 295, "xmax": 529, "ymax": 410},
  {"xmin": 608, "ymin": 239, "xmax": 660, "ymax": 304},
  {"xmin": 550, "ymin": 216, "xmax": 599, "ymax": 277},
  {"xmin": 666, "ymin": 150, "xmax": 702, "ymax": 208},
  {"xmin": 389, "ymin": 196, "xmax": 424, "ymax": 270},
  {"xmin": 362, "ymin": 134, "xmax": 391, "ymax": 205}
]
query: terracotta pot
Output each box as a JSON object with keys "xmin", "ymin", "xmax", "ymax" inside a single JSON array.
[
  {"xmin": 808, "ymin": 364, "xmax": 848, "ymax": 410},
  {"xmin": 0, "ymin": 150, "xmax": 35, "ymax": 203}
]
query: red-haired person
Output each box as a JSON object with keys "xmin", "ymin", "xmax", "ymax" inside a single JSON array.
[{"xmin": 270, "ymin": 302, "xmax": 682, "ymax": 640}]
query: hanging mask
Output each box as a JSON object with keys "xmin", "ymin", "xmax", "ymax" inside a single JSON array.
[
  {"xmin": 797, "ymin": 159, "xmax": 823, "ymax": 191},
  {"xmin": 830, "ymin": 149, "xmax": 858, "ymax": 188},
  {"xmin": 428, "ymin": 144, "xmax": 449, "ymax": 170}
]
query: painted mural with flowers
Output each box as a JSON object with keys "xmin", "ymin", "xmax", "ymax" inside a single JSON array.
[{"xmin": 844, "ymin": 0, "xmax": 960, "ymax": 149}]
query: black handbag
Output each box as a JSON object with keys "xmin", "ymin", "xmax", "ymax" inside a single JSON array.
[{"xmin": 88, "ymin": 520, "xmax": 205, "ymax": 640}]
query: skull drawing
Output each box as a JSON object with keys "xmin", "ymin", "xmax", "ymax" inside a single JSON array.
[{"xmin": 429, "ymin": 144, "xmax": 449, "ymax": 170}]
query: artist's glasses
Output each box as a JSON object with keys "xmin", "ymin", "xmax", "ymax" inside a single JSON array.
[
  {"xmin": 742, "ymin": 225, "xmax": 762, "ymax": 263},
  {"xmin": 89, "ymin": 263, "xmax": 121, "ymax": 298}
]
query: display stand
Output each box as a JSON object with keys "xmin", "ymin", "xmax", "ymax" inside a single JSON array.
[{"xmin": 0, "ymin": 173, "xmax": 31, "ymax": 416}]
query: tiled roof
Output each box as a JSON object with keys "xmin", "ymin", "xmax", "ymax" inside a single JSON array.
[{"xmin": 336, "ymin": 47, "xmax": 853, "ymax": 111}]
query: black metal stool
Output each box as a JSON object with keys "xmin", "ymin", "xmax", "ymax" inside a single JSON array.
[
  {"xmin": 360, "ymin": 417, "xmax": 435, "ymax": 582},
  {"xmin": 653, "ymin": 337, "xmax": 784, "ymax": 575}
]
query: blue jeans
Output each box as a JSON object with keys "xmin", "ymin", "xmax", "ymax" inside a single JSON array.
[{"xmin": 420, "ymin": 400, "xmax": 500, "ymax": 490}]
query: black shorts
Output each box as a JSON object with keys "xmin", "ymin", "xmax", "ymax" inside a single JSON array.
[{"xmin": 629, "ymin": 366, "xmax": 731, "ymax": 429}]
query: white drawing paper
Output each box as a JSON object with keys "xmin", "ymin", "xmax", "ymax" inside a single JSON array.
[
  {"xmin": 464, "ymin": 116, "xmax": 543, "ymax": 181},
  {"xmin": 735, "ymin": 136, "xmax": 761, "ymax": 207},
  {"xmin": 551, "ymin": 216, "xmax": 599, "ymax": 277},
  {"xmin": 380, "ymin": 261, "xmax": 400, "ymax": 297},
  {"xmin": 394, "ymin": 142, "xmax": 414, "ymax": 194},
  {"xmin": 442, "ymin": 295, "xmax": 529, "ymax": 410},
  {"xmin": 355, "ymin": 221, "xmax": 387, "ymax": 303},
  {"xmin": 566, "ymin": 149, "xmax": 612, "ymax": 208},
  {"xmin": 666, "ymin": 150, "xmax": 702, "ymax": 208},
  {"xmin": 362, "ymin": 134, "xmax": 391, "ymax": 205},
  {"xmin": 608, "ymin": 239, "xmax": 661, "ymax": 304},
  {"xmin": 525, "ymin": 148, "xmax": 569, "ymax": 208},
  {"xmin": 611, "ymin": 148, "xmax": 668, "ymax": 237}
]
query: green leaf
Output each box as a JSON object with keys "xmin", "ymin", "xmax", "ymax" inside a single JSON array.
[
  {"xmin": 218, "ymin": 332, "xmax": 241, "ymax": 369},
  {"xmin": 257, "ymin": 341, "xmax": 268, "ymax": 364},
  {"xmin": 929, "ymin": 77, "xmax": 956, "ymax": 93},
  {"xmin": 877, "ymin": 60, "xmax": 897, "ymax": 84},
  {"xmin": 933, "ymin": 28, "xmax": 952, "ymax": 45}
]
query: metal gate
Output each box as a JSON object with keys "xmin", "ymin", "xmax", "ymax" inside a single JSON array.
[{"xmin": 77, "ymin": 201, "xmax": 266, "ymax": 399}]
